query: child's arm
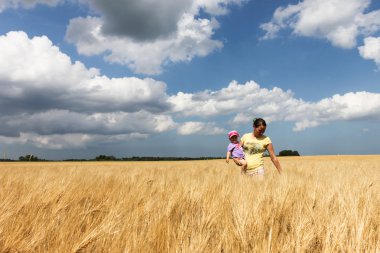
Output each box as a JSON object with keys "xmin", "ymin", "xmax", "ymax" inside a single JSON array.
[{"xmin": 226, "ymin": 151, "xmax": 231, "ymax": 163}]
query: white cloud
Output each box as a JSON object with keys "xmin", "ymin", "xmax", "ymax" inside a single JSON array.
[
  {"xmin": 0, "ymin": 31, "xmax": 170, "ymax": 114},
  {"xmin": 0, "ymin": 31, "xmax": 98, "ymax": 86},
  {"xmin": 293, "ymin": 92, "xmax": 380, "ymax": 131},
  {"xmin": 0, "ymin": 31, "xmax": 178, "ymax": 148},
  {"xmin": 80, "ymin": 0, "xmax": 247, "ymax": 41},
  {"xmin": 0, "ymin": 110, "xmax": 176, "ymax": 136},
  {"xmin": 260, "ymin": 3, "xmax": 303, "ymax": 40},
  {"xmin": 0, "ymin": 0, "xmax": 62, "ymax": 12},
  {"xmin": 21, "ymin": 133, "xmax": 98, "ymax": 149},
  {"xmin": 261, "ymin": 0, "xmax": 380, "ymax": 49},
  {"xmin": 358, "ymin": 36, "xmax": 380, "ymax": 66},
  {"xmin": 169, "ymin": 80, "xmax": 297, "ymax": 117},
  {"xmin": 1, "ymin": 0, "xmax": 247, "ymax": 75},
  {"xmin": 1, "ymin": 31, "xmax": 380, "ymax": 149},
  {"xmin": 169, "ymin": 80, "xmax": 380, "ymax": 132},
  {"xmin": 65, "ymin": 0, "xmax": 248, "ymax": 75},
  {"xmin": 177, "ymin": 121, "xmax": 226, "ymax": 135},
  {"xmin": 0, "ymin": 132, "xmax": 149, "ymax": 149},
  {"xmin": 66, "ymin": 14, "xmax": 223, "ymax": 75},
  {"xmin": 76, "ymin": 76, "xmax": 170, "ymax": 113},
  {"xmin": 192, "ymin": 0, "xmax": 247, "ymax": 16}
]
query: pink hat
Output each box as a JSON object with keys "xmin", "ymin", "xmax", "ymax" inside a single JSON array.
[{"xmin": 228, "ymin": 130, "xmax": 239, "ymax": 139}]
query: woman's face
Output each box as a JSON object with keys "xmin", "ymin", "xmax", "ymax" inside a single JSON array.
[{"xmin": 254, "ymin": 124, "xmax": 266, "ymax": 137}]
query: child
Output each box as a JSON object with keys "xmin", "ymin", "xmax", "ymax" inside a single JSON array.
[{"xmin": 226, "ymin": 130, "xmax": 247, "ymax": 174}]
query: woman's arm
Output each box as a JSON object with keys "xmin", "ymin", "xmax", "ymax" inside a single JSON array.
[{"xmin": 266, "ymin": 143, "xmax": 282, "ymax": 174}]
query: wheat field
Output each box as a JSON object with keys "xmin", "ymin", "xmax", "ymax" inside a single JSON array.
[{"xmin": 0, "ymin": 156, "xmax": 379, "ymax": 252}]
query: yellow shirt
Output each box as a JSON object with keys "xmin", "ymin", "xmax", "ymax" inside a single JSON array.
[{"xmin": 241, "ymin": 133, "xmax": 271, "ymax": 171}]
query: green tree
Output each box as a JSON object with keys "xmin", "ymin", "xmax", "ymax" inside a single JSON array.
[
  {"xmin": 278, "ymin": 150, "xmax": 300, "ymax": 156},
  {"xmin": 19, "ymin": 154, "xmax": 40, "ymax": 161},
  {"xmin": 95, "ymin": 155, "xmax": 118, "ymax": 161}
]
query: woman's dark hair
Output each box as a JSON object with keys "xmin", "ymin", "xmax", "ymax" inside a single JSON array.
[{"xmin": 253, "ymin": 118, "xmax": 266, "ymax": 128}]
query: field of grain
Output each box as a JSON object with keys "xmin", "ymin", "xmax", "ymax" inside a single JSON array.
[{"xmin": 0, "ymin": 156, "xmax": 379, "ymax": 252}]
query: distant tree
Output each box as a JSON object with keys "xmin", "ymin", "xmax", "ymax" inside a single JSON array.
[
  {"xmin": 0, "ymin": 158, "xmax": 13, "ymax": 162},
  {"xmin": 95, "ymin": 155, "xmax": 118, "ymax": 161},
  {"xmin": 278, "ymin": 150, "xmax": 300, "ymax": 156},
  {"xmin": 19, "ymin": 154, "xmax": 41, "ymax": 161},
  {"xmin": 121, "ymin": 156, "xmax": 224, "ymax": 161}
]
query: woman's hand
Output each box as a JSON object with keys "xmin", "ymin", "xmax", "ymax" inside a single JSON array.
[{"xmin": 267, "ymin": 143, "xmax": 283, "ymax": 174}]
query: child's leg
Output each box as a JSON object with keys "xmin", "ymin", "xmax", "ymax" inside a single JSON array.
[
  {"xmin": 232, "ymin": 158, "xmax": 242, "ymax": 166},
  {"xmin": 232, "ymin": 158, "xmax": 247, "ymax": 174},
  {"xmin": 240, "ymin": 159, "xmax": 247, "ymax": 174}
]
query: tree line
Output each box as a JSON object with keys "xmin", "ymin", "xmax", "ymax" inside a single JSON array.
[
  {"xmin": 92, "ymin": 155, "xmax": 224, "ymax": 161},
  {"xmin": 278, "ymin": 150, "xmax": 300, "ymax": 156},
  {"xmin": 0, "ymin": 150, "xmax": 301, "ymax": 162}
]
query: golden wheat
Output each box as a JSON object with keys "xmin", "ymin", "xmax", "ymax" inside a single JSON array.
[{"xmin": 0, "ymin": 156, "xmax": 379, "ymax": 252}]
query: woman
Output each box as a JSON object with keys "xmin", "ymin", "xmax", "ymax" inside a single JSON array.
[{"xmin": 240, "ymin": 118, "xmax": 282, "ymax": 176}]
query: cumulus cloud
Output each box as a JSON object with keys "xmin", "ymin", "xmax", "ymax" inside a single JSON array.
[
  {"xmin": 0, "ymin": 0, "xmax": 62, "ymax": 12},
  {"xmin": 66, "ymin": 14, "xmax": 223, "ymax": 75},
  {"xmin": 0, "ymin": 110, "xmax": 176, "ymax": 137},
  {"xmin": 65, "ymin": 0, "xmax": 247, "ymax": 74},
  {"xmin": 169, "ymin": 80, "xmax": 297, "ymax": 117},
  {"xmin": 193, "ymin": 0, "xmax": 248, "ymax": 16},
  {"xmin": 358, "ymin": 36, "xmax": 380, "ymax": 66},
  {"xmin": 177, "ymin": 121, "xmax": 226, "ymax": 135},
  {"xmin": 1, "ymin": 0, "xmax": 248, "ymax": 75},
  {"xmin": 292, "ymin": 92, "xmax": 380, "ymax": 131},
  {"xmin": 169, "ymin": 80, "xmax": 380, "ymax": 132},
  {"xmin": 261, "ymin": 0, "xmax": 380, "ymax": 49},
  {"xmin": 86, "ymin": 0, "xmax": 193, "ymax": 41},
  {"xmin": 0, "ymin": 31, "xmax": 98, "ymax": 92},
  {"xmin": 0, "ymin": 132, "xmax": 149, "ymax": 149},
  {"xmin": 0, "ymin": 31, "xmax": 170, "ymax": 114},
  {"xmin": 0, "ymin": 31, "xmax": 178, "ymax": 147},
  {"xmin": 81, "ymin": 0, "xmax": 247, "ymax": 41},
  {"xmin": 1, "ymin": 31, "xmax": 380, "ymax": 150}
]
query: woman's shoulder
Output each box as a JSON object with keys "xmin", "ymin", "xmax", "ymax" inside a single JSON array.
[
  {"xmin": 261, "ymin": 135, "xmax": 271, "ymax": 142},
  {"xmin": 241, "ymin": 133, "xmax": 251, "ymax": 138}
]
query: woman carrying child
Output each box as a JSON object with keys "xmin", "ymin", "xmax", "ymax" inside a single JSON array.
[{"xmin": 240, "ymin": 118, "xmax": 282, "ymax": 177}]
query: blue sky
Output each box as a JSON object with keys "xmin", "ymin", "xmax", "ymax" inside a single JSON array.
[{"xmin": 1, "ymin": 0, "xmax": 380, "ymax": 160}]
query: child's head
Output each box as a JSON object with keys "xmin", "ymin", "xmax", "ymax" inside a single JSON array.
[{"xmin": 228, "ymin": 130, "xmax": 239, "ymax": 143}]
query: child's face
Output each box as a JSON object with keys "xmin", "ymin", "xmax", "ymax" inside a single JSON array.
[{"xmin": 230, "ymin": 135, "xmax": 238, "ymax": 142}]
